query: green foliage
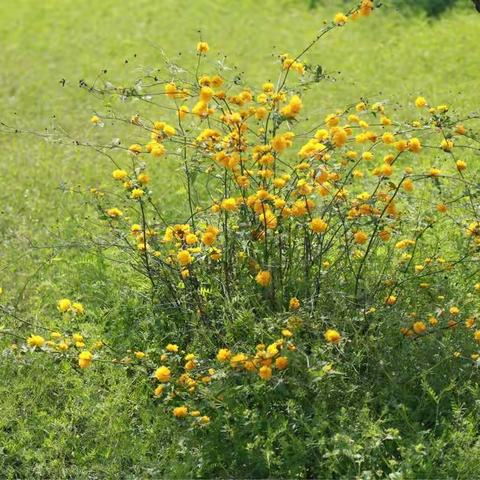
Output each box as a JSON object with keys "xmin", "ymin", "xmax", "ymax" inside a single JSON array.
[{"xmin": 1, "ymin": 0, "xmax": 480, "ymax": 478}]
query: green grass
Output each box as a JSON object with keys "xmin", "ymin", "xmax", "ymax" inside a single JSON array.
[{"xmin": 1, "ymin": 0, "xmax": 480, "ymax": 477}]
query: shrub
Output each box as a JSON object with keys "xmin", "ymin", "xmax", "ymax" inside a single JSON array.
[{"xmin": 3, "ymin": 0, "xmax": 480, "ymax": 476}]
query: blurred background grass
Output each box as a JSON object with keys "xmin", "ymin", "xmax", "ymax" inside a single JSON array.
[{"xmin": 1, "ymin": 0, "xmax": 480, "ymax": 476}]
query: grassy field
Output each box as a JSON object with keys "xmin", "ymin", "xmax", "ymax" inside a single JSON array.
[{"xmin": 1, "ymin": 0, "xmax": 480, "ymax": 478}]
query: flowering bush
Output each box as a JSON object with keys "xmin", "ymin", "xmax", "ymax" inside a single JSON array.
[{"xmin": 3, "ymin": 0, "xmax": 480, "ymax": 476}]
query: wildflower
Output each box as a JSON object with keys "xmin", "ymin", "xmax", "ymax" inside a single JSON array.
[
  {"xmin": 282, "ymin": 329, "xmax": 293, "ymax": 337},
  {"xmin": 408, "ymin": 138, "xmax": 422, "ymax": 153},
  {"xmin": 429, "ymin": 317, "xmax": 438, "ymax": 327},
  {"xmin": 474, "ymin": 331, "xmax": 480, "ymax": 342},
  {"xmin": 128, "ymin": 144, "xmax": 142, "ymax": 154},
  {"xmin": 441, "ymin": 139, "xmax": 453, "ymax": 152},
  {"xmin": 134, "ymin": 351, "xmax": 146, "ymax": 359},
  {"xmin": 199, "ymin": 415, "xmax": 211, "ymax": 425},
  {"xmin": 255, "ymin": 270, "xmax": 272, "ymax": 287},
  {"xmin": 324, "ymin": 329, "xmax": 341, "ymax": 344},
  {"xmin": 354, "ymin": 230, "xmax": 368, "ymax": 245},
  {"xmin": 166, "ymin": 343, "xmax": 179, "ymax": 353},
  {"xmin": 466, "ymin": 318, "xmax": 475, "ymax": 329},
  {"xmin": 217, "ymin": 348, "xmax": 231, "ymax": 362},
  {"xmin": 137, "ymin": 173, "xmax": 150, "ymax": 185},
  {"xmin": 177, "ymin": 250, "xmax": 192, "ymax": 266},
  {"xmin": 154, "ymin": 385, "xmax": 164, "ymax": 397},
  {"xmin": 173, "ymin": 406, "xmax": 189, "ymax": 417},
  {"xmin": 456, "ymin": 160, "xmax": 467, "ymax": 171},
  {"xmin": 78, "ymin": 351, "xmax": 93, "ymax": 369},
  {"xmin": 27, "ymin": 335, "xmax": 45, "ymax": 348},
  {"xmin": 72, "ymin": 333, "xmax": 84, "ymax": 343},
  {"xmin": 415, "ymin": 97, "xmax": 427, "ymax": 108},
  {"xmin": 154, "ymin": 366, "xmax": 171, "ymax": 382},
  {"xmin": 72, "ymin": 302, "xmax": 85, "ymax": 315},
  {"xmin": 131, "ymin": 188, "xmax": 145, "ymax": 199},
  {"xmin": 106, "ymin": 208, "xmax": 123, "ymax": 218},
  {"xmin": 150, "ymin": 143, "xmax": 166, "ymax": 157},
  {"xmin": 437, "ymin": 203, "xmax": 448, "ymax": 213},
  {"xmin": 221, "ymin": 197, "xmax": 238, "ymax": 211},
  {"xmin": 196, "ymin": 42, "xmax": 209, "ymax": 53},
  {"xmin": 449, "ymin": 306, "xmax": 460, "ymax": 315},
  {"xmin": 178, "ymin": 105, "xmax": 189, "ymax": 120},
  {"xmin": 310, "ymin": 217, "xmax": 328, "ymax": 234},
  {"xmin": 289, "ymin": 297, "xmax": 300, "ymax": 311},
  {"xmin": 385, "ymin": 295, "xmax": 397, "ymax": 305},
  {"xmin": 90, "ymin": 115, "xmax": 100, "ymax": 124},
  {"xmin": 112, "ymin": 169, "xmax": 128, "ymax": 181},
  {"xmin": 275, "ymin": 356, "xmax": 288, "ymax": 370},
  {"xmin": 281, "ymin": 95, "xmax": 303, "ymax": 118},
  {"xmin": 57, "ymin": 298, "xmax": 72, "ymax": 313},
  {"xmin": 413, "ymin": 321, "xmax": 426, "ymax": 334},
  {"xmin": 334, "ymin": 13, "xmax": 348, "ymax": 25},
  {"xmin": 259, "ymin": 365, "xmax": 272, "ymax": 380}
]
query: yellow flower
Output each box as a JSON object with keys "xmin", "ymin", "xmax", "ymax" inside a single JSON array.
[
  {"xmin": 310, "ymin": 217, "xmax": 328, "ymax": 234},
  {"xmin": 134, "ymin": 351, "xmax": 146, "ymax": 359},
  {"xmin": 27, "ymin": 335, "xmax": 45, "ymax": 348},
  {"xmin": 259, "ymin": 365, "xmax": 272, "ymax": 380},
  {"xmin": 385, "ymin": 295, "xmax": 397, "ymax": 306},
  {"xmin": 177, "ymin": 250, "xmax": 192, "ymax": 266},
  {"xmin": 217, "ymin": 348, "xmax": 231, "ymax": 361},
  {"xmin": 334, "ymin": 12, "xmax": 348, "ymax": 25},
  {"xmin": 324, "ymin": 329, "xmax": 341, "ymax": 344},
  {"xmin": 112, "ymin": 169, "xmax": 128, "ymax": 181},
  {"xmin": 282, "ymin": 329, "xmax": 293, "ymax": 338},
  {"xmin": 154, "ymin": 366, "xmax": 171, "ymax": 382},
  {"xmin": 275, "ymin": 356, "xmax": 289, "ymax": 370},
  {"xmin": 408, "ymin": 138, "xmax": 422, "ymax": 153},
  {"xmin": 173, "ymin": 406, "xmax": 189, "ymax": 417},
  {"xmin": 196, "ymin": 42, "xmax": 209, "ymax": 53},
  {"xmin": 456, "ymin": 160, "xmax": 467, "ymax": 171},
  {"xmin": 440, "ymin": 139, "xmax": 453, "ymax": 152},
  {"xmin": 128, "ymin": 144, "xmax": 142, "ymax": 154},
  {"xmin": 72, "ymin": 333, "xmax": 84, "ymax": 343},
  {"xmin": 150, "ymin": 143, "xmax": 166, "ymax": 157},
  {"xmin": 106, "ymin": 208, "xmax": 123, "ymax": 218},
  {"xmin": 72, "ymin": 302, "xmax": 85, "ymax": 315},
  {"xmin": 166, "ymin": 343, "xmax": 179, "ymax": 353},
  {"xmin": 474, "ymin": 331, "xmax": 480, "ymax": 342},
  {"xmin": 199, "ymin": 415, "xmax": 211, "ymax": 425},
  {"xmin": 154, "ymin": 385, "xmax": 164, "ymax": 397},
  {"xmin": 57, "ymin": 298, "xmax": 72, "ymax": 313},
  {"xmin": 449, "ymin": 306, "xmax": 460, "ymax": 316},
  {"xmin": 413, "ymin": 321, "xmax": 426, "ymax": 334},
  {"xmin": 289, "ymin": 297, "xmax": 300, "ymax": 311},
  {"xmin": 354, "ymin": 230, "xmax": 368, "ymax": 245},
  {"xmin": 90, "ymin": 115, "xmax": 100, "ymax": 124},
  {"xmin": 131, "ymin": 188, "xmax": 145, "ymax": 199},
  {"xmin": 255, "ymin": 270, "xmax": 272, "ymax": 287},
  {"xmin": 78, "ymin": 351, "xmax": 93, "ymax": 369},
  {"xmin": 415, "ymin": 96, "xmax": 427, "ymax": 108},
  {"xmin": 221, "ymin": 197, "xmax": 238, "ymax": 212}
]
